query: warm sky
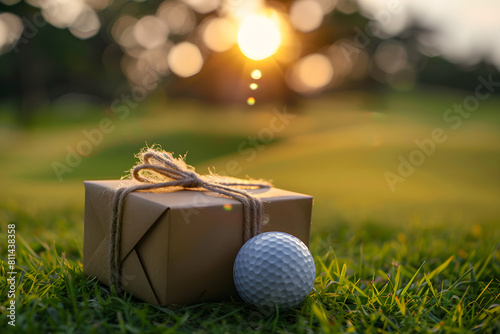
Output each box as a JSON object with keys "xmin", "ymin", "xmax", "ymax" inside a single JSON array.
[{"xmin": 357, "ymin": 0, "xmax": 500, "ymax": 69}]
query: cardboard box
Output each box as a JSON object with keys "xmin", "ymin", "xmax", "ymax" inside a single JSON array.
[{"xmin": 83, "ymin": 180, "xmax": 313, "ymax": 306}]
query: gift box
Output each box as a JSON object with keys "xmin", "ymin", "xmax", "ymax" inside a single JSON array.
[{"xmin": 83, "ymin": 180, "xmax": 313, "ymax": 306}]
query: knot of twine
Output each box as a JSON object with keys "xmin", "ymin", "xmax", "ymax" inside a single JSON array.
[{"xmin": 109, "ymin": 148, "xmax": 271, "ymax": 293}]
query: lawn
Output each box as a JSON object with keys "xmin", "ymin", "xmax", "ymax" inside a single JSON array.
[{"xmin": 1, "ymin": 88, "xmax": 499, "ymax": 332}]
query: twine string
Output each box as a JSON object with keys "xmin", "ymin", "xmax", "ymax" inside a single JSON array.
[{"xmin": 109, "ymin": 149, "xmax": 270, "ymax": 293}]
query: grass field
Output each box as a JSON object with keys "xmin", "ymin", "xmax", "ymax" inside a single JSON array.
[{"xmin": 1, "ymin": 88, "xmax": 500, "ymax": 332}]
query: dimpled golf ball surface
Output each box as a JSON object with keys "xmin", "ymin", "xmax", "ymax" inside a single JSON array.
[{"xmin": 233, "ymin": 232, "xmax": 315, "ymax": 309}]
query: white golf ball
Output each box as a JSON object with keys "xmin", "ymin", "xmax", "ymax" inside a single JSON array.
[{"xmin": 233, "ymin": 231, "xmax": 316, "ymax": 309}]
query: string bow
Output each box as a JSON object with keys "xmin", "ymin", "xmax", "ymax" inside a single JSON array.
[{"xmin": 109, "ymin": 148, "xmax": 270, "ymax": 293}]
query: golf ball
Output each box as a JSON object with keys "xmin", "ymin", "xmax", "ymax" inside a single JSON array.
[{"xmin": 233, "ymin": 231, "xmax": 315, "ymax": 309}]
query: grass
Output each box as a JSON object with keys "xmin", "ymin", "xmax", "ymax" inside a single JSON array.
[
  {"xmin": 2, "ymin": 88, "xmax": 500, "ymax": 223},
  {"xmin": 1, "ymin": 88, "xmax": 500, "ymax": 332},
  {"xmin": 0, "ymin": 205, "xmax": 499, "ymax": 333}
]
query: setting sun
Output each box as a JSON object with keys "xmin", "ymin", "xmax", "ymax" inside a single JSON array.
[{"xmin": 237, "ymin": 15, "xmax": 281, "ymax": 61}]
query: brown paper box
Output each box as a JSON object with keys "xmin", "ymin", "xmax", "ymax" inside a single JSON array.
[{"xmin": 83, "ymin": 180, "xmax": 313, "ymax": 306}]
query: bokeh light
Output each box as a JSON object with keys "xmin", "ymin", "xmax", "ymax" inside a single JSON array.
[
  {"xmin": 121, "ymin": 54, "xmax": 161, "ymax": 89},
  {"xmin": 290, "ymin": 0, "xmax": 324, "ymax": 33},
  {"xmin": 316, "ymin": 0, "xmax": 337, "ymax": 14},
  {"xmin": 157, "ymin": 1, "xmax": 195, "ymax": 35},
  {"xmin": 182, "ymin": 0, "xmax": 219, "ymax": 14},
  {"xmin": 238, "ymin": 15, "xmax": 281, "ymax": 60},
  {"xmin": 86, "ymin": 0, "xmax": 111, "ymax": 10},
  {"xmin": 0, "ymin": 0, "xmax": 20, "ymax": 5},
  {"xmin": 112, "ymin": 16, "xmax": 139, "ymax": 50},
  {"xmin": 336, "ymin": 0, "xmax": 357, "ymax": 15},
  {"xmin": 0, "ymin": 20, "xmax": 7, "ymax": 50},
  {"xmin": 202, "ymin": 17, "xmax": 238, "ymax": 53},
  {"xmin": 327, "ymin": 43, "xmax": 354, "ymax": 78},
  {"xmin": 326, "ymin": 40, "xmax": 369, "ymax": 86},
  {"xmin": 251, "ymin": 69, "xmax": 262, "ymax": 80},
  {"xmin": 139, "ymin": 42, "xmax": 172, "ymax": 76},
  {"xmin": 371, "ymin": 40, "xmax": 415, "ymax": 90},
  {"xmin": 0, "ymin": 13, "xmax": 23, "ymax": 55},
  {"xmin": 287, "ymin": 53, "xmax": 333, "ymax": 94},
  {"xmin": 374, "ymin": 40, "xmax": 408, "ymax": 75},
  {"xmin": 41, "ymin": 0, "xmax": 86, "ymax": 29},
  {"xmin": 69, "ymin": 6, "xmax": 101, "ymax": 39},
  {"xmin": 28, "ymin": 0, "xmax": 104, "ymax": 40},
  {"xmin": 4, "ymin": 0, "xmax": 496, "ymax": 102},
  {"xmin": 220, "ymin": 0, "xmax": 264, "ymax": 21},
  {"xmin": 133, "ymin": 15, "xmax": 169, "ymax": 49},
  {"xmin": 167, "ymin": 42, "xmax": 203, "ymax": 78},
  {"xmin": 247, "ymin": 97, "xmax": 256, "ymax": 105}
]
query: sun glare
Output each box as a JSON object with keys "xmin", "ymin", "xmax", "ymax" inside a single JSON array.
[{"xmin": 237, "ymin": 15, "xmax": 281, "ymax": 61}]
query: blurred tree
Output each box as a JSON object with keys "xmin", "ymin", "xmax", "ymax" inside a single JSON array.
[{"xmin": 0, "ymin": 0, "xmax": 498, "ymax": 125}]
